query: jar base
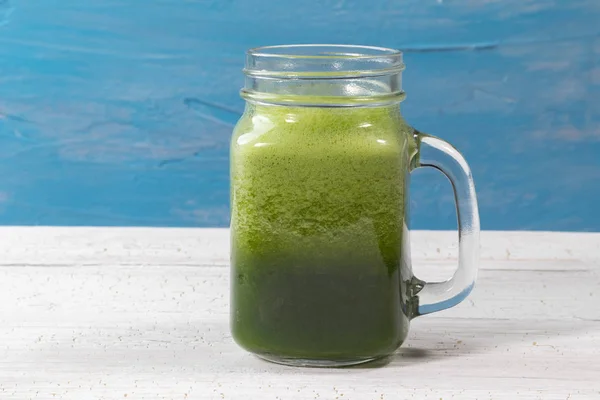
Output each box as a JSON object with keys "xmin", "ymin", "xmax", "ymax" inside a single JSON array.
[{"xmin": 256, "ymin": 353, "xmax": 381, "ymax": 368}]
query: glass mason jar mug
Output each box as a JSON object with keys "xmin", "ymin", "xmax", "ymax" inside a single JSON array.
[{"xmin": 230, "ymin": 45, "xmax": 480, "ymax": 367}]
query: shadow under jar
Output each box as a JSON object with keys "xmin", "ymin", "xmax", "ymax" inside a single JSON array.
[{"xmin": 230, "ymin": 45, "xmax": 480, "ymax": 367}]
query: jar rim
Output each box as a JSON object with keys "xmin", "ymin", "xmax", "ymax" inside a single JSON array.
[
  {"xmin": 244, "ymin": 44, "xmax": 405, "ymax": 79},
  {"xmin": 248, "ymin": 44, "xmax": 403, "ymax": 60}
]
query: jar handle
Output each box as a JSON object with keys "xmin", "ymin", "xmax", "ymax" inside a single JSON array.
[{"xmin": 410, "ymin": 131, "xmax": 480, "ymax": 317}]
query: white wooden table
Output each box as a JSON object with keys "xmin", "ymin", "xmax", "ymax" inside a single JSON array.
[{"xmin": 0, "ymin": 228, "xmax": 598, "ymax": 400}]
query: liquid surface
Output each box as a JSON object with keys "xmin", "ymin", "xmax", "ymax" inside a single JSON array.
[{"xmin": 230, "ymin": 104, "xmax": 414, "ymax": 360}]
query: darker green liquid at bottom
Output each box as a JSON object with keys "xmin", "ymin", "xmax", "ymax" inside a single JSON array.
[{"xmin": 231, "ymin": 259, "xmax": 410, "ymax": 360}]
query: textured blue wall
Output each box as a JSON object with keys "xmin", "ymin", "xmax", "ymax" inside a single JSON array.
[{"xmin": 0, "ymin": 0, "xmax": 599, "ymax": 230}]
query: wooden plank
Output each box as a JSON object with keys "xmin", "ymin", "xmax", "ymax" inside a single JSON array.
[
  {"xmin": 0, "ymin": 227, "xmax": 598, "ymax": 265},
  {"xmin": 0, "ymin": 228, "xmax": 598, "ymax": 399}
]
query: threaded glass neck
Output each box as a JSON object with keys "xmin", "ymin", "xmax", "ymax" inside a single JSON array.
[{"xmin": 242, "ymin": 44, "xmax": 406, "ymax": 107}]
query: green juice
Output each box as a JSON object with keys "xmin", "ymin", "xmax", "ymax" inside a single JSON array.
[{"xmin": 231, "ymin": 103, "xmax": 414, "ymax": 361}]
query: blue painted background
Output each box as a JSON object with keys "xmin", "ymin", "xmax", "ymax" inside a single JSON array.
[{"xmin": 0, "ymin": 0, "xmax": 599, "ymax": 230}]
